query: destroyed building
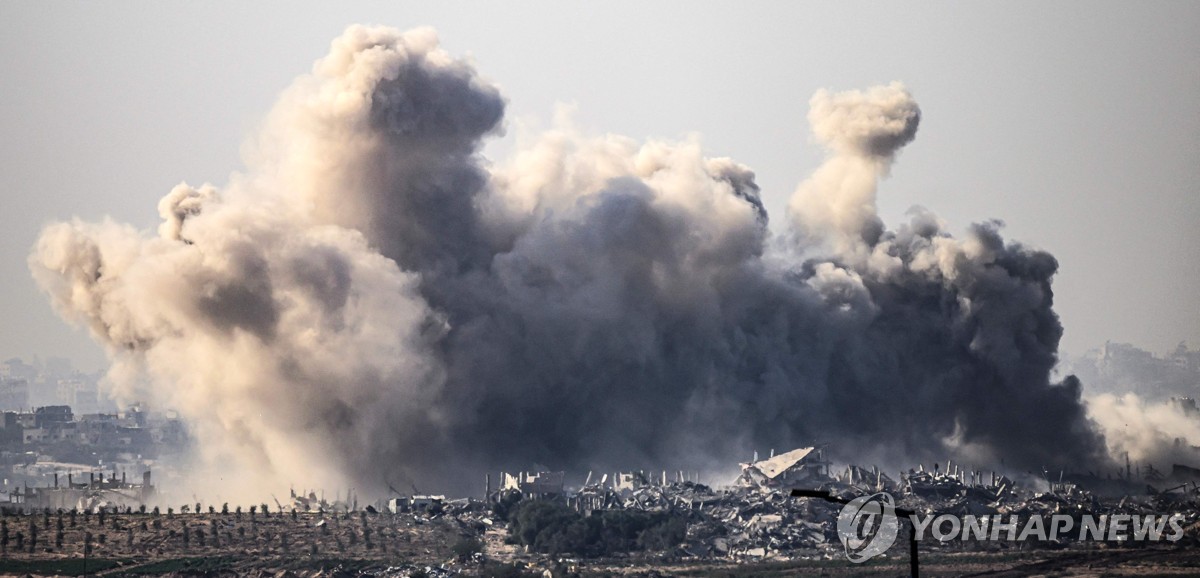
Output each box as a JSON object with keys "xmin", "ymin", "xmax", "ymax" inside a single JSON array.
[
  {"xmin": 736, "ymin": 447, "xmax": 830, "ymax": 489},
  {"xmin": 499, "ymin": 471, "xmax": 564, "ymax": 499},
  {"xmin": 387, "ymin": 494, "xmax": 445, "ymax": 513},
  {"xmin": 613, "ymin": 471, "xmax": 650, "ymax": 494},
  {"xmin": 836, "ymin": 464, "xmax": 897, "ymax": 492},
  {"xmin": 8, "ymin": 469, "xmax": 155, "ymax": 512}
]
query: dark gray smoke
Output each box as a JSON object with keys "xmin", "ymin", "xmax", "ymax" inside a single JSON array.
[{"xmin": 29, "ymin": 26, "xmax": 1109, "ymax": 499}]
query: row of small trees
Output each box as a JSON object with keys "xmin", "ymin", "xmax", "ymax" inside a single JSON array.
[
  {"xmin": 0, "ymin": 502, "xmax": 286, "ymax": 519},
  {"xmin": 0, "ymin": 509, "xmax": 403, "ymax": 557},
  {"xmin": 0, "ymin": 507, "xmax": 161, "ymax": 531},
  {"xmin": 0, "ymin": 510, "xmax": 158, "ymax": 555}
]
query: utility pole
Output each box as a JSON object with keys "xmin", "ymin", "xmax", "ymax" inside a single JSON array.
[{"xmin": 791, "ymin": 488, "xmax": 920, "ymax": 578}]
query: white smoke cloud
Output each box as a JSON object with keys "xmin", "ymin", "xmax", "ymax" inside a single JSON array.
[
  {"xmin": 32, "ymin": 166, "xmax": 444, "ymax": 502},
  {"xmin": 1087, "ymin": 393, "xmax": 1200, "ymax": 470},
  {"xmin": 789, "ymin": 82, "xmax": 919, "ymax": 261},
  {"xmin": 30, "ymin": 26, "xmax": 1114, "ymax": 500}
]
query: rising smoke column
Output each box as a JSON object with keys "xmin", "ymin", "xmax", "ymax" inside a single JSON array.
[
  {"xmin": 29, "ymin": 25, "xmax": 1109, "ymax": 499},
  {"xmin": 789, "ymin": 81, "xmax": 919, "ymax": 259}
]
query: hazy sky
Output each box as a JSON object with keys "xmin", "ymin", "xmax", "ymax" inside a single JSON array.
[{"xmin": 1, "ymin": 2, "xmax": 1197, "ymax": 372}]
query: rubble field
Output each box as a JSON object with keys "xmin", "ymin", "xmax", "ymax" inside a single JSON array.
[
  {"xmin": 2, "ymin": 458, "xmax": 1200, "ymax": 576},
  {"xmin": 0, "ymin": 490, "xmax": 1195, "ymax": 576}
]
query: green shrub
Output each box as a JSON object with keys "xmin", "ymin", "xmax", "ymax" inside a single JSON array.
[
  {"xmin": 506, "ymin": 500, "xmax": 687, "ymax": 556},
  {"xmin": 451, "ymin": 536, "xmax": 484, "ymax": 560}
]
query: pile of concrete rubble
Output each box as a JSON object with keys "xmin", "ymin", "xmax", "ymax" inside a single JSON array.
[
  {"xmin": 422, "ymin": 454, "xmax": 1200, "ymax": 565},
  {"xmin": 630, "ymin": 463, "xmax": 1200, "ymax": 561},
  {"xmin": 500, "ymin": 456, "xmax": 1199, "ymax": 562}
]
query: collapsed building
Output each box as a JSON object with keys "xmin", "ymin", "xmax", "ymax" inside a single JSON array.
[
  {"xmin": 387, "ymin": 494, "xmax": 446, "ymax": 514},
  {"xmin": 900, "ymin": 461, "xmax": 1014, "ymax": 502},
  {"xmin": 7, "ymin": 469, "xmax": 154, "ymax": 512},
  {"xmin": 494, "ymin": 471, "xmax": 565, "ymax": 500},
  {"xmin": 291, "ymin": 488, "xmax": 361, "ymax": 513},
  {"xmin": 736, "ymin": 447, "xmax": 831, "ymax": 489}
]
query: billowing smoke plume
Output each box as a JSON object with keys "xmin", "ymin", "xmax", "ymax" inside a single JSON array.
[
  {"xmin": 790, "ymin": 82, "xmax": 918, "ymax": 258},
  {"xmin": 1087, "ymin": 394, "xmax": 1200, "ymax": 470},
  {"xmin": 30, "ymin": 25, "xmax": 1109, "ymax": 499}
]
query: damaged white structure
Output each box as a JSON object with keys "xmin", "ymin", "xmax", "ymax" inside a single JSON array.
[
  {"xmin": 9, "ymin": 469, "xmax": 155, "ymax": 512},
  {"xmin": 500, "ymin": 471, "xmax": 565, "ymax": 499},
  {"xmin": 387, "ymin": 494, "xmax": 445, "ymax": 513},
  {"xmin": 737, "ymin": 447, "xmax": 830, "ymax": 489}
]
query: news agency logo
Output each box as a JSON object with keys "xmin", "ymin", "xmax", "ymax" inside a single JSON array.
[
  {"xmin": 836, "ymin": 492, "xmax": 899, "ymax": 563},
  {"xmin": 834, "ymin": 491, "xmax": 1187, "ymax": 563}
]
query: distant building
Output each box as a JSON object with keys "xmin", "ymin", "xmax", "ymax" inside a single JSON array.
[
  {"xmin": 22, "ymin": 427, "xmax": 49, "ymax": 444},
  {"xmin": 34, "ymin": 405, "xmax": 73, "ymax": 428},
  {"xmin": 56, "ymin": 378, "xmax": 82, "ymax": 407},
  {"xmin": 55, "ymin": 377, "xmax": 101, "ymax": 413},
  {"xmin": 0, "ymin": 378, "xmax": 28, "ymax": 412},
  {"xmin": 0, "ymin": 359, "xmax": 37, "ymax": 381},
  {"xmin": 14, "ymin": 412, "xmax": 35, "ymax": 429},
  {"xmin": 0, "ymin": 412, "xmax": 20, "ymax": 444}
]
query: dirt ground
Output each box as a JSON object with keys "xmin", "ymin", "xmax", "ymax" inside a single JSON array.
[
  {"xmin": 0, "ymin": 509, "xmax": 466, "ymax": 576},
  {"xmin": 0, "ymin": 510, "xmax": 1196, "ymax": 576},
  {"xmin": 588, "ymin": 548, "xmax": 1200, "ymax": 577}
]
